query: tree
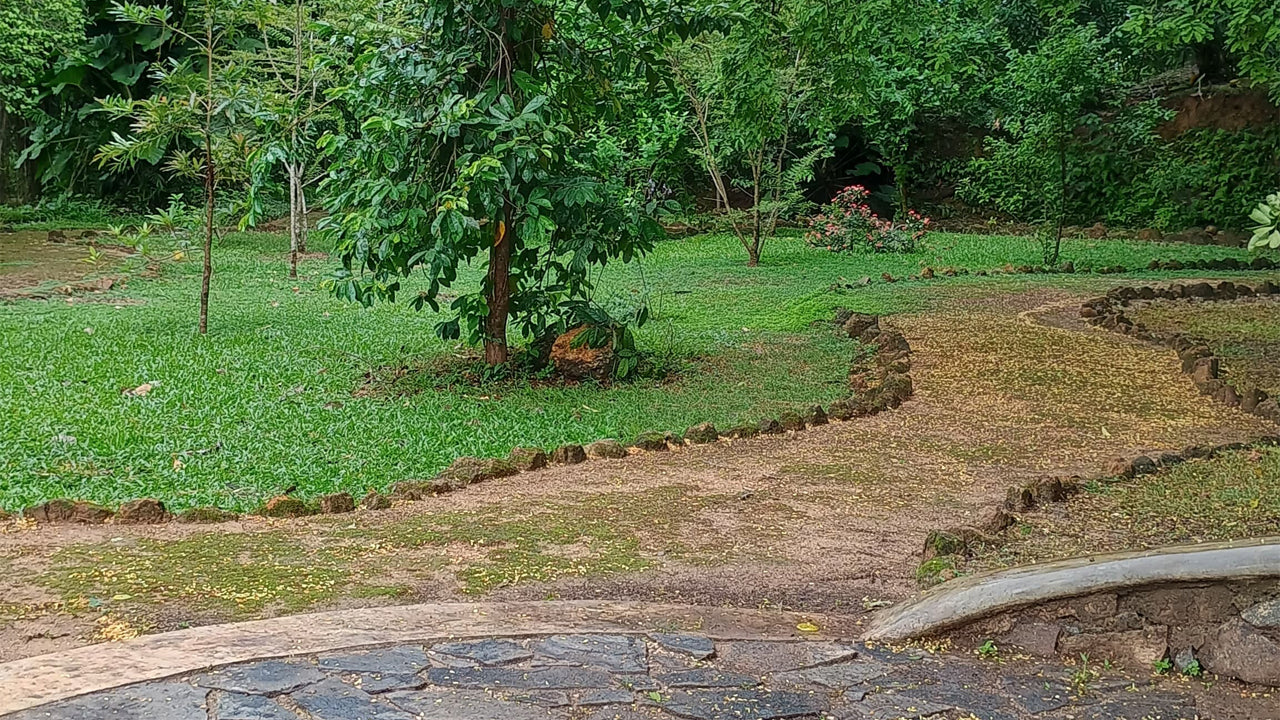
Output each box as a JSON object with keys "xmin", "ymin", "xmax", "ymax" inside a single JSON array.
[
  {"xmin": 669, "ymin": 0, "xmax": 827, "ymax": 266},
  {"xmin": 983, "ymin": 21, "xmax": 1113, "ymax": 264},
  {"xmin": 320, "ymin": 0, "xmax": 699, "ymax": 366},
  {"xmin": 97, "ymin": 0, "xmax": 253, "ymax": 334},
  {"xmin": 1125, "ymin": 0, "xmax": 1280, "ymax": 97},
  {"xmin": 0, "ymin": 0, "xmax": 83, "ymax": 203},
  {"xmin": 240, "ymin": 0, "xmax": 378, "ymax": 278},
  {"xmin": 839, "ymin": 0, "xmax": 998, "ymax": 214}
]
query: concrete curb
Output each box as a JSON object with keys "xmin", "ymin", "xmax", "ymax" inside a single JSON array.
[
  {"xmin": 865, "ymin": 538, "xmax": 1280, "ymax": 642},
  {"xmin": 0, "ymin": 600, "xmax": 851, "ymax": 717}
]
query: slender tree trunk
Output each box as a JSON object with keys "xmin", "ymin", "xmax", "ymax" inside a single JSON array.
[
  {"xmin": 484, "ymin": 10, "xmax": 516, "ymax": 366},
  {"xmin": 749, "ymin": 153, "xmax": 762, "ymax": 267},
  {"xmin": 288, "ymin": 163, "xmax": 299, "ymax": 279},
  {"xmin": 0, "ymin": 102, "xmax": 9, "ymax": 205},
  {"xmin": 1052, "ymin": 122, "xmax": 1067, "ymax": 265},
  {"xmin": 485, "ymin": 201, "xmax": 513, "ymax": 365},
  {"xmin": 199, "ymin": 21, "xmax": 215, "ymax": 335},
  {"xmin": 298, "ymin": 173, "xmax": 308, "ymax": 253}
]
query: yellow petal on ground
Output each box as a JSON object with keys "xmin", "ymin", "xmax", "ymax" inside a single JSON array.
[{"xmin": 796, "ymin": 621, "xmax": 820, "ymax": 633}]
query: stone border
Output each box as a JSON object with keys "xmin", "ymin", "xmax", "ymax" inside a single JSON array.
[
  {"xmin": 1081, "ymin": 279, "xmax": 1280, "ymax": 424},
  {"xmin": 866, "ymin": 538, "xmax": 1280, "ymax": 644},
  {"xmin": 9, "ymin": 314, "xmax": 916, "ymax": 527},
  {"xmin": 0, "ymin": 601, "xmax": 847, "ymax": 717},
  {"xmin": 916, "ymin": 436, "xmax": 1280, "ymax": 585},
  {"xmin": 827, "ymin": 254, "xmax": 1276, "ymax": 290}
]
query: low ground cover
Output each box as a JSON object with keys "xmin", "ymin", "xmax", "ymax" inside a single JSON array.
[
  {"xmin": 1129, "ymin": 298, "xmax": 1280, "ymax": 395},
  {"xmin": 967, "ymin": 446, "xmax": 1280, "ymax": 573},
  {"xmin": 0, "ymin": 228, "xmax": 1269, "ymax": 511}
]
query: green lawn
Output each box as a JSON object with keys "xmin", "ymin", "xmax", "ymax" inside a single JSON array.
[{"xmin": 0, "ymin": 229, "xmax": 1266, "ymax": 511}]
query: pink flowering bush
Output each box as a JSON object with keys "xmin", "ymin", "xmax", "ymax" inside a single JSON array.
[{"xmin": 805, "ymin": 185, "xmax": 930, "ymax": 254}]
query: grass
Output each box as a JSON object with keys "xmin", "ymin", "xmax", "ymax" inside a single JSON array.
[
  {"xmin": 1129, "ymin": 299, "xmax": 1280, "ymax": 394},
  {"xmin": 0, "ymin": 226, "xmax": 1269, "ymax": 511},
  {"xmin": 39, "ymin": 484, "xmax": 772, "ymax": 617},
  {"xmin": 968, "ymin": 446, "xmax": 1280, "ymax": 570}
]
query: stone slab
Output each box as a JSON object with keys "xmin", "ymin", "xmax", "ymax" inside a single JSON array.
[
  {"xmin": 346, "ymin": 672, "xmax": 427, "ymax": 694},
  {"xmin": 425, "ymin": 666, "xmax": 614, "ymax": 690},
  {"xmin": 290, "ymin": 678, "xmax": 416, "ymax": 720},
  {"xmin": 770, "ymin": 660, "xmax": 892, "ymax": 689},
  {"xmin": 384, "ymin": 688, "xmax": 562, "ymax": 720},
  {"xmin": 212, "ymin": 691, "xmax": 300, "ymax": 720},
  {"xmin": 716, "ymin": 641, "xmax": 859, "ymax": 675},
  {"xmin": 649, "ymin": 633, "xmax": 716, "ymax": 660},
  {"xmin": 4, "ymin": 682, "xmax": 209, "ymax": 720},
  {"xmin": 533, "ymin": 634, "xmax": 648, "ymax": 672},
  {"xmin": 192, "ymin": 661, "xmax": 326, "ymax": 696},
  {"xmin": 659, "ymin": 689, "xmax": 825, "ymax": 720},
  {"xmin": 431, "ymin": 639, "xmax": 533, "ymax": 666},
  {"xmin": 317, "ymin": 646, "xmax": 430, "ymax": 674},
  {"xmin": 654, "ymin": 669, "xmax": 760, "ymax": 689}
]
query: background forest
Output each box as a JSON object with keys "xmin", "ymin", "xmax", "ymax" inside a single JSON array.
[{"xmin": 3, "ymin": 0, "xmax": 1278, "ymax": 233}]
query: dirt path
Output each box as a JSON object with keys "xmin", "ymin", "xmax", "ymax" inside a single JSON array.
[{"xmin": 0, "ymin": 281, "xmax": 1272, "ymax": 663}]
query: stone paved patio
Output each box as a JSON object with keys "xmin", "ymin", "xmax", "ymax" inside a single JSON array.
[{"xmin": 9, "ymin": 632, "xmax": 1270, "ymax": 720}]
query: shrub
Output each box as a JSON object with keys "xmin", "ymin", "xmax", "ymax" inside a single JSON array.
[
  {"xmin": 1249, "ymin": 192, "xmax": 1280, "ymax": 250},
  {"xmin": 805, "ymin": 185, "xmax": 930, "ymax": 254}
]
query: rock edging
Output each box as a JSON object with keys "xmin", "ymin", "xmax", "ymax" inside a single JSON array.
[
  {"xmin": 827, "ymin": 255, "xmax": 1276, "ymax": 291},
  {"xmin": 11, "ymin": 312, "xmax": 915, "ymax": 528},
  {"xmin": 1080, "ymin": 279, "xmax": 1280, "ymax": 424}
]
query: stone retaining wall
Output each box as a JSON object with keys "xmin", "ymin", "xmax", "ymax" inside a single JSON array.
[{"xmin": 957, "ymin": 579, "xmax": 1280, "ymax": 686}]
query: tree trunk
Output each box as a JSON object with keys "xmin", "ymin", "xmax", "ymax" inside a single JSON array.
[
  {"xmin": 200, "ymin": 146, "xmax": 214, "ymax": 335},
  {"xmin": 287, "ymin": 163, "xmax": 299, "ymax": 279},
  {"xmin": 199, "ymin": 21, "xmax": 214, "ymax": 335},
  {"xmin": 297, "ymin": 170, "xmax": 308, "ymax": 253},
  {"xmin": 485, "ymin": 202, "xmax": 513, "ymax": 366},
  {"xmin": 748, "ymin": 153, "xmax": 762, "ymax": 267},
  {"xmin": 0, "ymin": 102, "xmax": 8, "ymax": 205}
]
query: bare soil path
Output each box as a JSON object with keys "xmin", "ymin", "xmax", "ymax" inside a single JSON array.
[{"xmin": 0, "ymin": 280, "xmax": 1272, "ymax": 665}]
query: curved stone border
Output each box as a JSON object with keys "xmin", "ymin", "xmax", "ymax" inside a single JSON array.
[
  {"xmin": 10, "ymin": 313, "xmax": 916, "ymax": 527},
  {"xmin": 827, "ymin": 254, "xmax": 1276, "ymax": 290},
  {"xmin": 1081, "ymin": 279, "xmax": 1280, "ymax": 424},
  {"xmin": 917, "ymin": 435, "xmax": 1280, "ymax": 586},
  {"xmin": 0, "ymin": 601, "xmax": 846, "ymax": 716},
  {"xmin": 867, "ymin": 538, "xmax": 1280, "ymax": 643}
]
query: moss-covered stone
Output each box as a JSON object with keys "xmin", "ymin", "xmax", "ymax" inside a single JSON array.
[
  {"xmin": 508, "ymin": 446, "xmax": 549, "ymax": 471},
  {"xmin": 800, "ymin": 405, "xmax": 828, "ymax": 427},
  {"xmin": 256, "ymin": 496, "xmax": 314, "ymax": 518},
  {"xmin": 922, "ymin": 529, "xmax": 966, "ymax": 561},
  {"xmin": 551, "ymin": 444, "xmax": 588, "ymax": 464},
  {"xmin": 319, "ymin": 493, "xmax": 356, "ymax": 514},
  {"xmin": 586, "ymin": 439, "xmax": 628, "ymax": 459},
  {"xmin": 25, "ymin": 500, "xmax": 114, "ymax": 524},
  {"xmin": 389, "ymin": 481, "xmax": 430, "ymax": 501},
  {"xmin": 916, "ymin": 555, "xmax": 958, "ymax": 588},
  {"xmin": 435, "ymin": 457, "xmax": 518, "ymax": 489},
  {"xmin": 361, "ymin": 491, "xmax": 392, "ymax": 511},
  {"xmin": 778, "ymin": 411, "xmax": 805, "ymax": 432},
  {"xmin": 683, "ymin": 422, "xmax": 719, "ymax": 444},
  {"xmin": 116, "ymin": 498, "xmax": 169, "ymax": 525},
  {"xmin": 758, "ymin": 418, "xmax": 784, "ymax": 435},
  {"xmin": 724, "ymin": 424, "xmax": 760, "ymax": 439},
  {"xmin": 23, "ymin": 499, "xmax": 76, "ymax": 523},
  {"xmin": 176, "ymin": 506, "xmax": 239, "ymax": 524},
  {"xmin": 826, "ymin": 399, "xmax": 854, "ymax": 421},
  {"xmin": 633, "ymin": 431, "xmax": 670, "ymax": 451}
]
